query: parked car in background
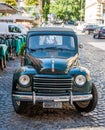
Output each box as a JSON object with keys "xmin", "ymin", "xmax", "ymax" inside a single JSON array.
[
  {"xmin": 67, "ymin": 20, "xmax": 74, "ymax": 25},
  {"xmin": 0, "ymin": 22, "xmax": 27, "ymax": 35},
  {"xmin": 83, "ymin": 24, "xmax": 98, "ymax": 34},
  {"xmin": 12, "ymin": 27, "xmax": 98, "ymax": 114},
  {"xmin": 77, "ymin": 23, "xmax": 87, "ymax": 32},
  {"xmin": 93, "ymin": 25, "xmax": 105, "ymax": 39}
]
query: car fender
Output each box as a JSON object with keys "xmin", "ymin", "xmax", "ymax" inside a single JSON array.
[
  {"xmin": 69, "ymin": 66, "xmax": 91, "ymax": 78},
  {"xmin": 69, "ymin": 66, "xmax": 93, "ymax": 92},
  {"xmin": 13, "ymin": 65, "xmax": 37, "ymax": 84}
]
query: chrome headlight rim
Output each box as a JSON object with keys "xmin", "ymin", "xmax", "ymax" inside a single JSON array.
[
  {"xmin": 19, "ymin": 75, "xmax": 30, "ymax": 87},
  {"xmin": 75, "ymin": 75, "xmax": 86, "ymax": 87}
]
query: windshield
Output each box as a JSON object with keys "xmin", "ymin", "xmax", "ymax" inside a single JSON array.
[{"xmin": 29, "ymin": 35, "xmax": 75, "ymax": 51}]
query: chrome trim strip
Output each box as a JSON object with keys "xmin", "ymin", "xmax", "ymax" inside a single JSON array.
[
  {"xmin": 33, "ymin": 87, "xmax": 72, "ymax": 90},
  {"xmin": 33, "ymin": 91, "xmax": 36, "ymax": 105},
  {"xmin": 70, "ymin": 91, "xmax": 73, "ymax": 105},
  {"xmin": 12, "ymin": 94, "xmax": 93, "ymax": 103},
  {"xmin": 52, "ymin": 59, "xmax": 55, "ymax": 72},
  {"xmin": 33, "ymin": 78, "xmax": 73, "ymax": 81},
  {"xmin": 33, "ymin": 83, "xmax": 72, "ymax": 85}
]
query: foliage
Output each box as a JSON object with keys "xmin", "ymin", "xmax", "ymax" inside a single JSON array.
[
  {"xmin": 23, "ymin": 0, "xmax": 38, "ymax": 18},
  {"xmin": 2, "ymin": 0, "xmax": 17, "ymax": 6},
  {"xmin": 24, "ymin": 0, "xmax": 50, "ymax": 21},
  {"xmin": 24, "ymin": 0, "xmax": 38, "ymax": 6},
  {"xmin": 42, "ymin": 0, "xmax": 50, "ymax": 21},
  {"xmin": 50, "ymin": 0, "xmax": 85, "ymax": 21},
  {"xmin": 19, "ymin": 43, "xmax": 26, "ymax": 56}
]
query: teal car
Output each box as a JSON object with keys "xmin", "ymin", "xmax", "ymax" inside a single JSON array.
[{"xmin": 12, "ymin": 27, "xmax": 98, "ymax": 114}]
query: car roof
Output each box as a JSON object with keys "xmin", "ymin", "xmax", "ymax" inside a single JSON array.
[
  {"xmin": 99, "ymin": 25, "xmax": 105, "ymax": 27},
  {"xmin": 29, "ymin": 27, "xmax": 75, "ymax": 33}
]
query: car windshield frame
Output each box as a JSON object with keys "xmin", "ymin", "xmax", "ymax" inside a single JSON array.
[{"xmin": 28, "ymin": 34, "xmax": 76, "ymax": 52}]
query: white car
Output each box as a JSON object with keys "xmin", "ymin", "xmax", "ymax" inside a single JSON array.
[
  {"xmin": 0, "ymin": 22, "xmax": 27, "ymax": 35},
  {"xmin": 77, "ymin": 23, "xmax": 87, "ymax": 32}
]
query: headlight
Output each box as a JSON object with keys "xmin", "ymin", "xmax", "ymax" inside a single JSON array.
[
  {"xmin": 19, "ymin": 75, "xmax": 30, "ymax": 86},
  {"xmin": 75, "ymin": 75, "xmax": 86, "ymax": 86}
]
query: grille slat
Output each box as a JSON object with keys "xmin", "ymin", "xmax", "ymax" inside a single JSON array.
[
  {"xmin": 33, "ymin": 76, "xmax": 73, "ymax": 96},
  {"xmin": 33, "ymin": 87, "xmax": 72, "ymax": 90},
  {"xmin": 33, "ymin": 82, "xmax": 72, "ymax": 85},
  {"xmin": 33, "ymin": 77, "xmax": 72, "ymax": 80}
]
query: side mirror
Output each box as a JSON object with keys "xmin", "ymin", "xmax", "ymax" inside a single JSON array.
[{"xmin": 79, "ymin": 43, "xmax": 83, "ymax": 49}]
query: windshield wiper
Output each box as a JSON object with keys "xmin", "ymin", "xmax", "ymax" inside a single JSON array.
[
  {"xmin": 29, "ymin": 47, "xmax": 74, "ymax": 52},
  {"xmin": 44, "ymin": 46, "xmax": 74, "ymax": 51},
  {"xmin": 30, "ymin": 48, "xmax": 44, "ymax": 52},
  {"xmin": 44, "ymin": 47, "xmax": 58, "ymax": 50},
  {"xmin": 30, "ymin": 48, "xmax": 36, "ymax": 52},
  {"xmin": 56, "ymin": 47, "xmax": 72, "ymax": 51}
]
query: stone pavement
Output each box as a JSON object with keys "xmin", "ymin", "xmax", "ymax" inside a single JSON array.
[{"xmin": 0, "ymin": 34, "xmax": 105, "ymax": 130}]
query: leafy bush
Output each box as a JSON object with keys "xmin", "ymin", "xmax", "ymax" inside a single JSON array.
[{"xmin": 19, "ymin": 43, "xmax": 26, "ymax": 56}]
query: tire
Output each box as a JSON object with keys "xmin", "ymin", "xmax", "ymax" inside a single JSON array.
[
  {"xmin": 73, "ymin": 83, "xmax": 98, "ymax": 113},
  {"xmin": 12, "ymin": 95, "xmax": 29, "ymax": 114},
  {"xmin": 95, "ymin": 34, "xmax": 100, "ymax": 39},
  {"xmin": 93, "ymin": 35, "xmax": 96, "ymax": 39}
]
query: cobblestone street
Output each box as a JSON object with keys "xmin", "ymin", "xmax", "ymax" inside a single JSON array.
[{"xmin": 0, "ymin": 33, "xmax": 105, "ymax": 130}]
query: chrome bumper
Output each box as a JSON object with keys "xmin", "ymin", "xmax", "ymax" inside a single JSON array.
[{"xmin": 12, "ymin": 92, "xmax": 93, "ymax": 105}]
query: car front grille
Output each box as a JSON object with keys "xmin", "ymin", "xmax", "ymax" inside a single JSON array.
[{"xmin": 32, "ymin": 76, "xmax": 73, "ymax": 96}]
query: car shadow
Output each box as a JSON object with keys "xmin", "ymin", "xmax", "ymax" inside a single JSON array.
[{"xmin": 17, "ymin": 102, "xmax": 97, "ymax": 128}]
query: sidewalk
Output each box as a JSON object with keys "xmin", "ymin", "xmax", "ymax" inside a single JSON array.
[{"xmin": 0, "ymin": 57, "xmax": 20, "ymax": 76}]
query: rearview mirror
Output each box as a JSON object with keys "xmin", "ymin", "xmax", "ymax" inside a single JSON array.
[{"xmin": 79, "ymin": 43, "xmax": 83, "ymax": 49}]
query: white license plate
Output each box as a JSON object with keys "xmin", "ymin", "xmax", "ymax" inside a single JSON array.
[{"xmin": 43, "ymin": 102, "xmax": 62, "ymax": 108}]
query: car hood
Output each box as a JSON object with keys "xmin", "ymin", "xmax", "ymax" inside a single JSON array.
[{"xmin": 26, "ymin": 54, "xmax": 78, "ymax": 74}]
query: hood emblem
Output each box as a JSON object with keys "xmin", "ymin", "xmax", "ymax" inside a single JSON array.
[{"xmin": 52, "ymin": 59, "xmax": 55, "ymax": 72}]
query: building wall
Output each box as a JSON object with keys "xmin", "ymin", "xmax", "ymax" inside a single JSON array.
[
  {"xmin": 85, "ymin": 0, "xmax": 104, "ymax": 24},
  {"xmin": 85, "ymin": 2, "xmax": 97, "ymax": 23}
]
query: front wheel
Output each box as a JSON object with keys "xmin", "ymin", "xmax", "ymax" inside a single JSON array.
[
  {"xmin": 95, "ymin": 34, "xmax": 100, "ymax": 39},
  {"xmin": 12, "ymin": 96, "xmax": 29, "ymax": 114},
  {"xmin": 93, "ymin": 34, "xmax": 96, "ymax": 39},
  {"xmin": 73, "ymin": 83, "xmax": 98, "ymax": 113}
]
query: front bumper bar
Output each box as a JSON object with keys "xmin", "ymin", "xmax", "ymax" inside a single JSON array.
[{"xmin": 12, "ymin": 92, "xmax": 93, "ymax": 105}]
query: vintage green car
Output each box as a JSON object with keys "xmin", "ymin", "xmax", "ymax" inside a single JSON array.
[{"xmin": 12, "ymin": 27, "xmax": 98, "ymax": 114}]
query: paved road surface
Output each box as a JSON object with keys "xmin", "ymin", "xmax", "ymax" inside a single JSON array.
[{"xmin": 76, "ymin": 28, "xmax": 105, "ymax": 51}]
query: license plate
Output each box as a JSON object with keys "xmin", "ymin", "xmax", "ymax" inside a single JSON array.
[{"xmin": 43, "ymin": 102, "xmax": 62, "ymax": 108}]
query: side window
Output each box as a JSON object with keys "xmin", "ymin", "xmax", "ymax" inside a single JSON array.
[
  {"xmin": 69, "ymin": 37, "xmax": 75, "ymax": 49},
  {"xmin": 15, "ymin": 26, "xmax": 21, "ymax": 33},
  {"xmin": 95, "ymin": 27, "xmax": 99, "ymax": 31},
  {"xmin": 102, "ymin": 26, "xmax": 105, "ymax": 31},
  {"xmin": 8, "ymin": 25, "xmax": 14, "ymax": 32},
  {"xmin": 8, "ymin": 25, "xmax": 21, "ymax": 33},
  {"xmin": 63, "ymin": 36, "xmax": 75, "ymax": 50},
  {"xmin": 29, "ymin": 36, "xmax": 39, "ymax": 49}
]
